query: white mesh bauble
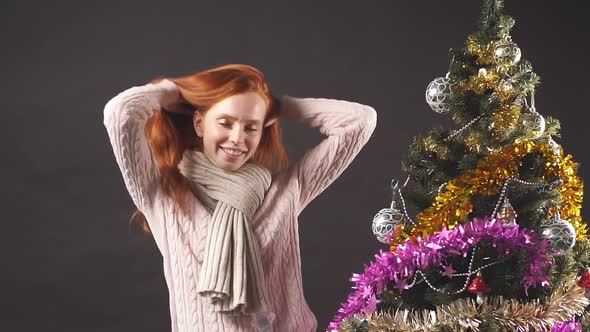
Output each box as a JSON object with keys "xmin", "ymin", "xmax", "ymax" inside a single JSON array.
[
  {"xmin": 493, "ymin": 39, "xmax": 522, "ymax": 66},
  {"xmin": 521, "ymin": 112, "xmax": 545, "ymax": 140},
  {"xmin": 425, "ymin": 76, "xmax": 453, "ymax": 114},
  {"xmin": 372, "ymin": 206, "xmax": 405, "ymax": 244},
  {"xmin": 540, "ymin": 211, "xmax": 576, "ymax": 255}
]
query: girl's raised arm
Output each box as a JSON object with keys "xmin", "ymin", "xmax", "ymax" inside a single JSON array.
[
  {"xmin": 103, "ymin": 79, "xmax": 180, "ymax": 214},
  {"xmin": 280, "ymin": 96, "xmax": 377, "ymax": 213}
]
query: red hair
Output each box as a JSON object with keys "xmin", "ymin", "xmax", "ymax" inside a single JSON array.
[{"xmin": 130, "ymin": 64, "xmax": 288, "ymax": 233}]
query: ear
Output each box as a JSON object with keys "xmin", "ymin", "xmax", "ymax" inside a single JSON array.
[
  {"xmin": 264, "ymin": 116, "xmax": 278, "ymax": 128},
  {"xmin": 193, "ymin": 111, "xmax": 204, "ymax": 137}
]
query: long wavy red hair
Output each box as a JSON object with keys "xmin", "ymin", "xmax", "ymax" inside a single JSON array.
[{"xmin": 130, "ymin": 64, "xmax": 289, "ymax": 233}]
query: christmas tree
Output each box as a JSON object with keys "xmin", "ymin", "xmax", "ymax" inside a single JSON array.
[{"xmin": 329, "ymin": 1, "xmax": 589, "ymax": 331}]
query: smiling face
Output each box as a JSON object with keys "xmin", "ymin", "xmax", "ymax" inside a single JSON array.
[{"xmin": 193, "ymin": 92, "xmax": 269, "ymax": 171}]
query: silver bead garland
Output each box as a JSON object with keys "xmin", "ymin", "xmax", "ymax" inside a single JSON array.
[
  {"xmin": 403, "ymin": 247, "xmax": 509, "ymax": 295},
  {"xmin": 397, "ymin": 180, "xmax": 416, "ymax": 226},
  {"xmin": 416, "ymin": 246, "xmax": 477, "ymax": 295},
  {"xmin": 444, "ymin": 113, "xmax": 486, "ymax": 142},
  {"xmin": 491, "ymin": 178, "xmax": 563, "ymax": 218}
]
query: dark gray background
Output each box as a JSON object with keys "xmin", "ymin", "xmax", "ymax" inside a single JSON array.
[{"xmin": 3, "ymin": 1, "xmax": 588, "ymax": 331}]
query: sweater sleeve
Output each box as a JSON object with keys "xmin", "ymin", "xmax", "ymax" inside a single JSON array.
[
  {"xmin": 103, "ymin": 79, "xmax": 181, "ymax": 212},
  {"xmin": 280, "ymin": 96, "xmax": 377, "ymax": 213}
]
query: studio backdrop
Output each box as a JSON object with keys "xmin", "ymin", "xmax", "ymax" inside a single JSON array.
[{"xmin": 3, "ymin": 0, "xmax": 588, "ymax": 331}]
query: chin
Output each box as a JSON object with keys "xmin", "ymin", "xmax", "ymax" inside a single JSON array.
[
  {"xmin": 215, "ymin": 155, "xmax": 247, "ymax": 171},
  {"xmin": 218, "ymin": 162, "xmax": 242, "ymax": 172}
]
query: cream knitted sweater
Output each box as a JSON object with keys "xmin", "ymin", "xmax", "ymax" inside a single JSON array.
[{"xmin": 103, "ymin": 79, "xmax": 377, "ymax": 332}]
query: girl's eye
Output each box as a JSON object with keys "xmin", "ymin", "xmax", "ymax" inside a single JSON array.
[
  {"xmin": 218, "ymin": 122, "xmax": 232, "ymax": 128},
  {"xmin": 246, "ymin": 126, "xmax": 257, "ymax": 132}
]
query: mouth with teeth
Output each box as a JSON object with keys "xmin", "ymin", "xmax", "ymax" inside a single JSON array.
[{"xmin": 220, "ymin": 146, "xmax": 246, "ymax": 159}]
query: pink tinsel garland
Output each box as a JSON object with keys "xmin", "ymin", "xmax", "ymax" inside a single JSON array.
[{"xmin": 328, "ymin": 218, "xmax": 554, "ymax": 330}]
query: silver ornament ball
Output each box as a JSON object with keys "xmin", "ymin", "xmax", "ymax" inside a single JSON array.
[
  {"xmin": 493, "ymin": 39, "xmax": 522, "ymax": 67},
  {"xmin": 372, "ymin": 207, "xmax": 405, "ymax": 244},
  {"xmin": 521, "ymin": 112, "xmax": 546, "ymax": 140},
  {"xmin": 540, "ymin": 212, "xmax": 576, "ymax": 255},
  {"xmin": 425, "ymin": 76, "xmax": 453, "ymax": 114}
]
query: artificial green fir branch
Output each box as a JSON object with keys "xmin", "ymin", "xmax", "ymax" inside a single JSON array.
[
  {"xmin": 400, "ymin": 185, "xmax": 432, "ymax": 212},
  {"xmin": 478, "ymin": 0, "xmax": 505, "ymax": 31},
  {"xmin": 544, "ymin": 116, "xmax": 561, "ymax": 138},
  {"xmin": 475, "ymin": 0, "xmax": 514, "ymax": 42},
  {"xmin": 571, "ymin": 240, "xmax": 590, "ymax": 272}
]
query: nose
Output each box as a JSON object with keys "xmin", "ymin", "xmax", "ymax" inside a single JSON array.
[{"xmin": 229, "ymin": 126, "xmax": 244, "ymax": 145}]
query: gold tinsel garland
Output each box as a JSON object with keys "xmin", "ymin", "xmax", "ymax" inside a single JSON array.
[
  {"xmin": 491, "ymin": 80, "xmax": 516, "ymax": 103},
  {"xmin": 421, "ymin": 136, "xmax": 450, "ymax": 160},
  {"xmin": 466, "ymin": 35, "xmax": 499, "ymax": 65},
  {"xmin": 464, "ymin": 131, "xmax": 484, "ymax": 154},
  {"xmin": 390, "ymin": 140, "xmax": 586, "ymax": 248},
  {"xmin": 337, "ymin": 275, "xmax": 589, "ymax": 332},
  {"xmin": 455, "ymin": 68, "xmax": 501, "ymax": 95},
  {"xmin": 489, "ymin": 103, "xmax": 521, "ymax": 140},
  {"xmin": 465, "ymin": 36, "xmax": 514, "ymax": 74}
]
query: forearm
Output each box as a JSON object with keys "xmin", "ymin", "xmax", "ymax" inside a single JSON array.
[
  {"xmin": 102, "ymin": 79, "xmax": 179, "ymax": 211},
  {"xmin": 279, "ymin": 95, "xmax": 377, "ymax": 138},
  {"xmin": 280, "ymin": 95, "xmax": 377, "ymax": 212},
  {"xmin": 103, "ymin": 79, "xmax": 180, "ymax": 123}
]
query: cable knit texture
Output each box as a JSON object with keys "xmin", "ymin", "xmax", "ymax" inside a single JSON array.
[{"xmin": 103, "ymin": 80, "xmax": 377, "ymax": 332}]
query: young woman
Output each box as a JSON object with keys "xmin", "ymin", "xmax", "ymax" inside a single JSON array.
[{"xmin": 103, "ymin": 64, "xmax": 377, "ymax": 332}]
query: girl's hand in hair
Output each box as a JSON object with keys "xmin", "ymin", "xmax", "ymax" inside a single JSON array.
[{"xmin": 156, "ymin": 79, "xmax": 194, "ymax": 115}]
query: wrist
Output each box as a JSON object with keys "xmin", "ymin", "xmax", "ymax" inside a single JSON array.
[
  {"xmin": 278, "ymin": 95, "xmax": 300, "ymax": 122},
  {"xmin": 153, "ymin": 79, "xmax": 182, "ymax": 110}
]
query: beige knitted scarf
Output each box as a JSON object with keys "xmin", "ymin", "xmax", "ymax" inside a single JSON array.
[{"xmin": 178, "ymin": 150, "xmax": 271, "ymax": 315}]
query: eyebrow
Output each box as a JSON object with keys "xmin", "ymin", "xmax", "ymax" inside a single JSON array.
[{"xmin": 217, "ymin": 115, "xmax": 261, "ymax": 125}]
